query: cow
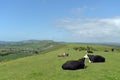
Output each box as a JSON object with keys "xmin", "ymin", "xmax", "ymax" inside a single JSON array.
[
  {"xmin": 57, "ymin": 53, "xmax": 69, "ymax": 57},
  {"xmin": 104, "ymin": 50, "xmax": 109, "ymax": 52},
  {"xmin": 84, "ymin": 54, "xmax": 105, "ymax": 63},
  {"xmin": 111, "ymin": 48, "xmax": 114, "ymax": 52},
  {"xmin": 86, "ymin": 50, "xmax": 93, "ymax": 53},
  {"xmin": 62, "ymin": 58, "xmax": 85, "ymax": 70}
]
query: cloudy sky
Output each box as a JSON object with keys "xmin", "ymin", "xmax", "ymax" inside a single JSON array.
[{"xmin": 0, "ymin": 0, "xmax": 120, "ymax": 43}]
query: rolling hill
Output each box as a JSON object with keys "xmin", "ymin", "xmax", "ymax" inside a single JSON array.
[
  {"xmin": 0, "ymin": 40, "xmax": 62, "ymax": 61},
  {"xmin": 0, "ymin": 42, "xmax": 120, "ymax": 80}
]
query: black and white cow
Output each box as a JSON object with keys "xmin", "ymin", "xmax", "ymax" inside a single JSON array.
[
  {"xmin": 62, "ymin": 58, "xmax": 85, "ymax": 70},
  {"xmin": 84, "ymin": 54, "xmax": 105, "ymax": 63},
  {"xmin": 86, "ymin": 50, "xmax": 93, "ymax": 53}
]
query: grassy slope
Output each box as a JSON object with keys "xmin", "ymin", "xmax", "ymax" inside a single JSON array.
[
  {"xmin": 0, "ymin": 43, "xmax": 120, "ymax": 80},
  {"xmin": 0, "ymin": 40, "xmax": 59, "ymax": 61}
]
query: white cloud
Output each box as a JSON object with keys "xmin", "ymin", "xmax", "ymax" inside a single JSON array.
[{"xmin": 56, "ymin": 17, "xmax": 120, "ymax": 42}]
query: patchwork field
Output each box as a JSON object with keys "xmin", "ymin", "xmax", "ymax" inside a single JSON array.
[{"xmin": 0, "ymin": 43, "xmax": 120, "ymax": 80}]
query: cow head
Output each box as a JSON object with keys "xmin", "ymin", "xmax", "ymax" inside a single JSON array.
[
  {"xmin": 84, "ymin": 54, "xmax": 89, "ymax": 58},
  {"xmin": 84, "ymin": 54, "xmax": 92, "ymax": 63}
]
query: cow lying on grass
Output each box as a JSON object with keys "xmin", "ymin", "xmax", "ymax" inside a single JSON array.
[
  {"xmin": 57, "ymin": 53, "xmax": 69, "ymax": 57},
  {"xmin": 62, "ymin": 58, "xmax": 85, "ymax": 70},
  {"xmin": 84, "ymin": 53, "xmax": 105, "ymax": 63},
  {"xmin": 86, "ymin": 50, "xmax": 93, "ymax": 53}
]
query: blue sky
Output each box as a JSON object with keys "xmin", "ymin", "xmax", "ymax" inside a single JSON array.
[{"xmin": 0, "ymin": 0, "xmax": 120, "ymax": 43}]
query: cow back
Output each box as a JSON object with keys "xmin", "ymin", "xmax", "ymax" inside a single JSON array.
[{"xmin": 62, "ymin": 60, "xmax": 85, "ymax": 70}]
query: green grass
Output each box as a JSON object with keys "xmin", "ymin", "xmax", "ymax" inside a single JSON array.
[
  {"xmin": 0, "ymin": 53, "xmax": 33, "ymax": 62},
  {"xmin": 0, "ymin": 43, "xmax": 120, "ymax": 80},
  {"xmin": 0, "ymin": 43, "xmax": 65, "ymax": 62}
]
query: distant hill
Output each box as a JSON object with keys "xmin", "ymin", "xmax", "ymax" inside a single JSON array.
[
  {"xmin": 0, "ymin": 40, "xmax": 55, "ymax": 44},
  {"xmin": 0, "ymin": 40, "xmax": 58, "ymax": 48},
  {"xmin": 0, "ymin": 40, "xmax": 62, "ymax": 61},
  {"xmin": 97, "ymin": 42, "xmax": 120, "ymax": 47},
  {"xmin": 0, "ymin": 41, "xmax": 9, "ymax": 44}
]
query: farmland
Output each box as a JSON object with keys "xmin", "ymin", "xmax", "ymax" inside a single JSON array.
[
  {"xmin": 0, "ymin": 40, "xmax": 59, "ymax": 61},
  {"xmin": 0, "ymin": 41, "xmax": 120, "ymax": 80}
]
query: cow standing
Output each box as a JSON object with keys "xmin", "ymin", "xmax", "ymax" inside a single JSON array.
[{"xmin": 111, "ymin": 48, "xmax": 114, "ymax": 52}]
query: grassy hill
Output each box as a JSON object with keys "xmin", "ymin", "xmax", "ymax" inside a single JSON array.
[
  {"xmin": 0, "ymin": 40, "xmax": 57, "ymax": 48},
  {"xmin": 0, "ymin": 42, "xmax": 120, "ymax": 80},
  {"xmin": 0, "ymin": 40, "xmax": 61, "ymax": 61}
]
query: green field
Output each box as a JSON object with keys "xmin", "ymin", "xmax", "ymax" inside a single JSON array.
[
  {"xmin": 0, "ymin": 43, "xmax": 120, "ymax": 80},
  {"xmin": 0, "ymin": 40, "xmax": 59, "ymax": 61}
]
